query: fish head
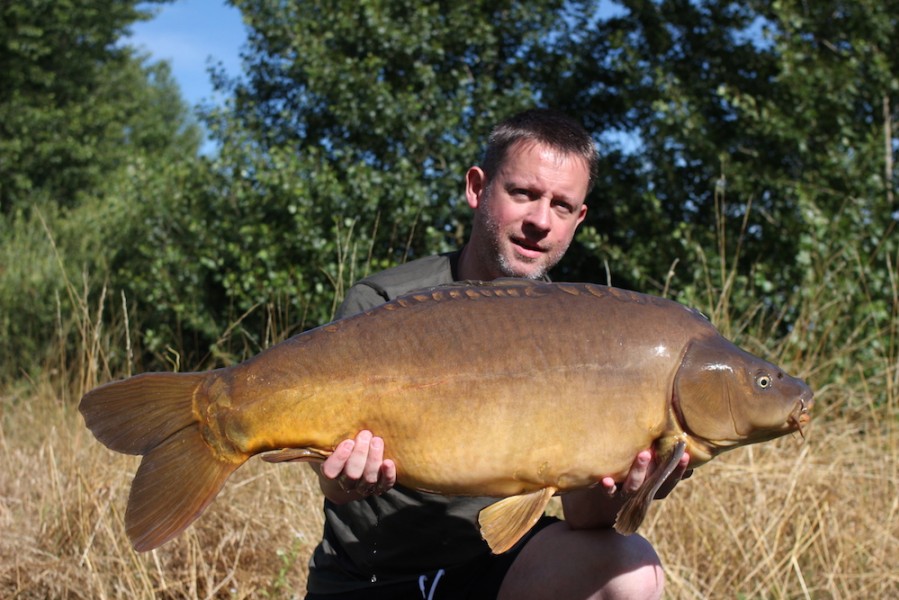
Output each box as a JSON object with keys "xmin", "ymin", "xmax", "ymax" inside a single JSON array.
[{"xmin": 673, "ymin": 335, "xmax": 813, "ymax": 455}]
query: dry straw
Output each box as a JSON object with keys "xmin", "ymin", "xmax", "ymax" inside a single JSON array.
[{"xmin": 2, "ymin": 219, "xmax": 897, "ymax": 598}]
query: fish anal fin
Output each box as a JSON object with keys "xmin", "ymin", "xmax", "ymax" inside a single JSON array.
[
  {"xmin": 615, "ymin": 440, "xmax": 687, "ymax": 535},
  {"xmin": 478, "ymin": 487, "xmax": 557, "ymax": 554},
  {"xmin": 126, "ymin": 426, "xmax": 244, "ymax": 552},
  {"xmin": 261, "ymin": 447, "xmax": 332, "ymax": 463}
]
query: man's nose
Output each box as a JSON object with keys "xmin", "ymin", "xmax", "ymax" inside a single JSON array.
[{"xmin": 524, "ymin": 200, "xmax": 552, "ymax": 232}]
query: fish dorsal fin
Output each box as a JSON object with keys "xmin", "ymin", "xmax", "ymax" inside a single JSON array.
[
  {"xmin": 478, "ymin": 487, "xmax": 557, "ymax": 554},
  {"xmin": 615, "ymin": 440, "xmax": 687, "ymax": 535},
  {"xmin": 261, "ymin": 447, "xmax": 331, "ymax": 463},
  {"xmin": 436, "ymin": 278, "xmax": 543, "ymax": 289}
]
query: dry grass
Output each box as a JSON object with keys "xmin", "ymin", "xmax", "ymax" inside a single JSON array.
[
  {"xmin": 3, "ymin": 349, "xmax": 897, "ymax": 599},
  {"xmin": 0, "ymin": 379, "xmax": 326, "ymax": 599},
  {"xmin": 2, "ymin": 229, "xmax": 897, "ymax": 598},
  {"xmin": 2, "ymin": 375, "xmax": 896, "ymax": 598},
  {"xmin": 653, "ymin": 402, "xmax": 899, "ymax": 598}
]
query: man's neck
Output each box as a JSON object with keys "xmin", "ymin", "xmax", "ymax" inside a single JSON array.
[{"xmin": 456, "ymin": 244, "xmax": 496, "ymax": 282}]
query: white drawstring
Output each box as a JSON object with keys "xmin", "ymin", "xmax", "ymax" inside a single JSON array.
[{"xmin": 418, "ymin": 568, "xmax": 446, "ymax": 600}]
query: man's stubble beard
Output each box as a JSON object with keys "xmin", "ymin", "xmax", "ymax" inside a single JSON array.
[{"xmin": 478, "ymin": 194, "xmax": 569, "ymax": 281}]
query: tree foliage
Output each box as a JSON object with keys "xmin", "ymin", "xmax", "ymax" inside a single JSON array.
[
  {"xmin": 551, "ymin": 1, "xmax": 896, "ymax": 290},
  {"xmin": 0, "ymin": 0, "xmax": 199, "ymax": 212},
  {"xmin": 1, "ymin": 0, "xmax": 896, "ymax": 392},
  {"xmin": 0, "ymin": 0, "xmax": 203, "ymax": 378},
  {"xmin": 192, "ymin": 0, "xmax": 585, "ymax": 331}
]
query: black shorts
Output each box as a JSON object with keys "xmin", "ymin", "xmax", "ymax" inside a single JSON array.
[{"xmin": 305, "ymin": 516, "xmax": 559, "ymax": 600}]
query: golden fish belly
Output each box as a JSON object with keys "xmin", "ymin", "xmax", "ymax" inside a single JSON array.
[{"xmin": 222, "ymin": 365, "xmax": 669, "ymax": 496}]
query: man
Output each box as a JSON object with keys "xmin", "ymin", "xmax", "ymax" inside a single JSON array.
[{"xmin": 305, "ymin": 109, "xmax": 690, "ymax": 599}]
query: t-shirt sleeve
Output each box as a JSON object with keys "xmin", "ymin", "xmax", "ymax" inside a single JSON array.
[{"xmin": 334, "ymin": 282, "xmax": 390, "ymax": 320}]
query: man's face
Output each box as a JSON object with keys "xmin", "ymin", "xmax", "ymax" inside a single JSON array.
[{"xmin": 467, "ymin": 141, "xmax": 589, "ymax": 280}]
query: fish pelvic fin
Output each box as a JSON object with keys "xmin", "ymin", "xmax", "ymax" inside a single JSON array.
[
  {"xmin": 478, "ymin": 487, "xmax": 557, "ymax": 554},
  {"xmin": 261, "ymin": 447, "xmax": 332, "ymax": 463},
  {"xmin": 615, "ymin": 440, "xmax": 687, "ymax": 535},
  {"xmin": 80, "ymin": 371, "xmax": 245, "ymax": 551}
]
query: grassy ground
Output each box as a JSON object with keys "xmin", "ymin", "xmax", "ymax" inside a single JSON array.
[
  {"xmin": 2, "ymin": 251, "xmax": 897, "ymax": 598},
  {"xmin": 2, "ymin": 344, "xmax": 896, "ymax": 599},
  {"xmin": 2, "ymin": 379, "xmax": 896, "ymax": 598}
]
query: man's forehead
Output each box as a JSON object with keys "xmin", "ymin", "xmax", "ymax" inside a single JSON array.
[
  {"xmin": 502, "ymin": 140, "xmax": 589, "ymax": 170},
  {"xmin": 497, "ymin": 141, "xmax": 590, "ymax": 197}
]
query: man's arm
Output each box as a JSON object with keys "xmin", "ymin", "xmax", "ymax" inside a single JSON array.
[{"xmin": 334, "ymin": 283, "xmax": 388, "ymax": 320}]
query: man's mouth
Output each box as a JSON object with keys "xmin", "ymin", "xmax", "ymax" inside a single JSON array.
[{"xmin": 511, "ymin": 238, "xmax": 545, "ymax": 258}]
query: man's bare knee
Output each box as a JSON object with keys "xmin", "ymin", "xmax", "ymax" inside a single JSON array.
[{"xmin": 498, "ymin": 523, "xmax": 664, "ymax": 600}]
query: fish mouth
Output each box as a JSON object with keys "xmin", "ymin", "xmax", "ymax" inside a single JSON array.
[{"xmin": 788, "ymin": 395, "xmax": 813, "ymax": 439}]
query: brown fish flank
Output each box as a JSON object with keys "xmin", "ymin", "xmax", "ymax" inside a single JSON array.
[{"xmin": 79, "ymin": 280, "xmax": 813, "ymax": 553}]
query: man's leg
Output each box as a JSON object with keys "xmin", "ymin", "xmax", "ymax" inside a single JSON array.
[{"xmin": 497, "ymin": 522, "xmax": 664, "ymax": 600}]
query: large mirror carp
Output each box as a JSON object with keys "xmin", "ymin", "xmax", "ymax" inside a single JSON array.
[{"xmin": 80, "ymin": 280, "xmax": 813, "ymax": 553}]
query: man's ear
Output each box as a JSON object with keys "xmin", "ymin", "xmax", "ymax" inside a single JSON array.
[
  {"xmin": 576, "ymin": 203, "xmax": 588, "ymax": 226},
  {"xmin": 465, "ymin": 166, "xmax": 487, "ymax": 210}
]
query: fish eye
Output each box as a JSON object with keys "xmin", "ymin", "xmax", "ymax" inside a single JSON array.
[{"xmin": 757, "ymin": 374, "xmax": 772, "ymax": 389}]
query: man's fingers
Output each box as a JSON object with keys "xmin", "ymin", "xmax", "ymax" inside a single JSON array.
[
  {"xmin": 622, "ymin": 450, "xmax": 652, "ymax": 495},
  {"xmin": 600, "ymin": 476, "xmax": 617, "ymax": 497},
  {"xmin": 321, "ymin": 439, "xmax": 355, "ymax": 479},
  {"xmin": 343, "ymin": 430, "xmax": 373, "ymax": 480},
  {"xmin": 320, "ymin": 431, "xmax": 396, "ymax": 498},
  {"xmin": 363, "ymin": 436, "xmax": 385, "ymax": 484},
  {"xmin": 592, "ymin": 449, "xmax": 692, "ymax": 503},
  {"xmin": 377, "ymin": 459, "xmax": 397, "ymax": 494}
]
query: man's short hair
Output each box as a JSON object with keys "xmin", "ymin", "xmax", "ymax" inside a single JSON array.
[{"xmin": 482, "ymin": 108, "xmax": 599, "ymax": 194}]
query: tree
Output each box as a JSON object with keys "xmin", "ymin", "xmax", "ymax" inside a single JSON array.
[
  {"xmin": 550, "ymin": 1, "xmax": 896, "ymax": 305},
  {"xmin": 196, "ymin": 0, "xmax": 585, "ymax": 331},
  {"xmin": 0, "ymin": 0, "xmax": 199, "ymax": 212},
  {"xmin": 0, "ymin": 0, "xmax": 205, "ymax": 380}
]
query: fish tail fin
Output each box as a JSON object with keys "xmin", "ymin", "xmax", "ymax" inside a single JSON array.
[
  {"xmin": 126, "ymin": 423, "xmax": 241, "ymax": 551},
  {"xmin": 79, "ymin": 372, "xmax": 245, "ymax": 551}
]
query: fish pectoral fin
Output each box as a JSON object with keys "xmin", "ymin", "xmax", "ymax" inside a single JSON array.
[
  {"xmin": 615, "ymin": 440, "xmax": 687, "ymax": 535},
  {"xmin": 478, "ymin": 487, "xmax": 557, "ymax": 554},
  {"xmin": 261, "ymin": 447, "xmax": 332, "ymax": 463}
]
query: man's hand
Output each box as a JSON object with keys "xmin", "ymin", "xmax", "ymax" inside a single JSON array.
[
  {"xmin": 599, "ymin": 449, "xmax": 692, "ymax": 499},
  {"xmin": 314, "ymin": 430, "xmax": 397, "ymax": 504},
  {"xmin": 564, "ymin": 449, "xmax": 692, "ymax": 529}
]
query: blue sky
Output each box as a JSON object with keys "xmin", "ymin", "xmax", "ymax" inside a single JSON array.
[{"xmin": 129, "ymin": 0, "xmax": 247, "ymax": 111}]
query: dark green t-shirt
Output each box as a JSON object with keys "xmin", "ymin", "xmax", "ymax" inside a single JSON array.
[{"xmin": 306, "ymin": 251, "xmax": 498, "ymax": 594}]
